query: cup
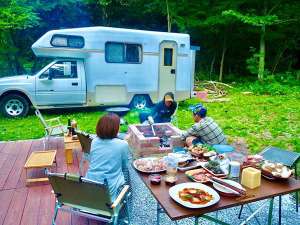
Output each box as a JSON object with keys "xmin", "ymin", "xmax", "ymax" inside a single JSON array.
[
  {"xmin": 149, "ymin": 174, "xmax": 161, "ymax": 185},
  {"xmin": 165, "ymin": 156, "xmax": 178, "ymax": 185},
  {"xmin": 229, "ymin": 161, "xmax": 241, "ymax": 180}
]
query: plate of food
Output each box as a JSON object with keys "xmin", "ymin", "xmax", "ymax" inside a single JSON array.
[
  {"xmin": 185, "ymin": 168, "xmax": 213, "ymax": 183},
  {"xmin": 261, "ymin": 161, "xmax": 292, "ymax": 181},
  {"xmin": 133, "ymin": 157, "xmax": 167, "ymax": 173},
  {"xmin": 203, "ymin": 161, "xmax": 227, "ymax": 178},
  {"xmin": 169, "ymin": 182, "xmax": 220, "ymax": 208},
  {"xmin": 178, "ymin": 161, "xmax": 204, "ymax": 171},
  {"xmin": 187, "ymin": 144, "xmax": 214, "ymax": 158},
  {"xmin": 167, "ymin": 153, "xmax": 193, "ymax": 164},
  {"xmin": 243, "ymin": 155, "xmax": 263, "ymax": 169}
]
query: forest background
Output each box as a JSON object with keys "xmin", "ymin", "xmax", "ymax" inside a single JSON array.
[{"xmin": 1, "ymin": 0, "xmax": 300, "ymax": 85}]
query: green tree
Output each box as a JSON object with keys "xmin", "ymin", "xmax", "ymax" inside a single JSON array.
[
  {"xmin": 0, "ymin": 0, "xmax": 39, "ymax": 75},
  {"xmin": 222, "ymin": 0, "xmax": 299, "ymax": 80}
]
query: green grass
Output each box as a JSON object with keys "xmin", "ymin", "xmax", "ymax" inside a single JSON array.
[{"xmin": 0, "ymin": 90, "xmax": 299, "ymax": 155}]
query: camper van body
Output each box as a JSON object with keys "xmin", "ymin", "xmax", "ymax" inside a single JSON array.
[{"xmin": 0, "ymin": 26, "xmax": 197, "ymax": 117}]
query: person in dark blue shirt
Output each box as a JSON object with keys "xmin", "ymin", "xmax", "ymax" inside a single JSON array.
[{"xmin": 139, "ymin": 92, "xmax": 177, "ymax": 123}]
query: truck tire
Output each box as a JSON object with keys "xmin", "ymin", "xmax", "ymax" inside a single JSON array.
[
  {"xmin": 0, "ymin": 94, "xmax": 29, "ymax": 117},
  {"xmin": 130, "ymin": 95, "xmax": 152, "ymax": 110}
]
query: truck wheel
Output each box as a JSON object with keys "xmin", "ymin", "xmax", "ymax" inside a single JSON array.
[
  {"xmin": 130, "ymin": 95, "xmax": 152, "ymax": 110},
  {"xmin": 0, "ymin": 94, "xmax": 29, "ymax": 117}
]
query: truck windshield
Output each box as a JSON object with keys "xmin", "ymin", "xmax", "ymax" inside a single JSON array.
[{"xmin": 30, "ymin": 58, "xmax": 53, "ymax": 75}]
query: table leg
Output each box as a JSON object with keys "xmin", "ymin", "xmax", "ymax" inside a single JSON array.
[
  {"xmin": 246, "ymin": 204, "xmax": 262, "ymax": 225},
  {"xmin": 156, "ymin": 203, "xmax": 160, "ymax": 225},
  {"xmin": 295, "ymin": 164, "xmax": 299, "ymax": 212},
  {"xmin": 65, "ymin": 148, "xmax": 73, "ymax": 164},
  {"xmin": 194, "ymin": 216, "xmax": 199, "ymax": 225},
  {"xmin": 296, "ymin": 191, "xmax": 299, "ymax": 212},
  {"xmin": 279, "ymin": 195, "xmax": 282, "ymax": 225},
  {"xmin": 201, "ymin": 215, "xmax": 230, "ymax": 225},
  {"xmin": 215, "ymin": 211, "xmax": 219, "ymax": 225},
  {"xmin": 268, "ymin": 197, "xmax": 274, "ymax": 225},
  {"xmin": 238, "ymin": 205, "xmax": 244, "ymax": 219}
]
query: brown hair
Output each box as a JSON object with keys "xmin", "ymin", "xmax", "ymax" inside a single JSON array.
[{"xmin": 96, "ymin": 113, "xmax": 120, "ymax": 139}]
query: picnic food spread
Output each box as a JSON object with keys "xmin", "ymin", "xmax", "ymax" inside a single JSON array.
[
  {"xmin": 187, "ymin": 144, "xmax": 214, "ymax": 158},
  {"xmin": 243, "ymin": 155, "xmax": 263, "ymax": 168},
  {"xmin": 133, "ymin": 158, "xmax": 167, "ymax": 173},
  {"xmin": 134, "ymin": 142, "xmax": 295, "ymax": 210},
  {"xmin": 179, "ymin": 188, "xmax": 213, "ymax": 205},
  {"xmin": 261, "ymin": 161, "xmax": 292, "ymax": 179},
  {"xmin": 241, "ymin": 167, "xmax": 261, "ymax": 189},
  {"xmin": 203, "ymin": 160, "xmax": 227, "ymax": 177},
  {"xmin": 185, "ymin": 168, "xmax": 212, "ymax": 183}
]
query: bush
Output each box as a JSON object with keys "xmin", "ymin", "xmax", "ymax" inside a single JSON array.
[{"xmin": 235, "ymin": 75, "xmax": 300, "ymax": 96}]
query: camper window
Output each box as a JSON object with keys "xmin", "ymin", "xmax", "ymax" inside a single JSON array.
[
  {"xmin": 105, "ymin": 42, "xmax": 125, "ymax": 63},
  {"xmin": 40, "ymin": 61, "xmax": 77, "ymax": 79},
  {"xmin": 126, "ymin": 44, "xmax": 142, "ymax": 63},
  {"xmin": 164, "ymin": 48, "xmax": 173, "ymax": 66},
  {"xmin": 51, "ymin": 34, "xmax": 84, "ymax": 48},
  {"xmin": 105, "ymin": 42, "xmax": 142, "ymax": 63}
]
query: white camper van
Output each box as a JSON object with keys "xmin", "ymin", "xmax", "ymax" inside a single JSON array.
[{"xmin": 0, "ymin": 26, "xmax": 198, "ymax": 117}]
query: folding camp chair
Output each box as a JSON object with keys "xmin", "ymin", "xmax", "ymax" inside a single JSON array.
[
  {"xmin": 48, "ymin": 172, "xmax": 131, "ymax": 225},
  {"xmin": 35, "ymin": 109, "xmax": 66, "ymax": 150},
  {"xmin": 76, "ymin": 131, "xmax": 92, "ymax": 175}
]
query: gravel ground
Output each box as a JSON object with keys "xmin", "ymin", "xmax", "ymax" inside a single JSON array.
[{"xmin": 128, "ymin": 163, "xmax": 300, "ymax": 225}]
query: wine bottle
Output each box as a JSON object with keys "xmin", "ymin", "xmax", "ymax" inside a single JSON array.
[{"xmin": 67, "ymin": 118, "xmax": 71, "ymax": 136}]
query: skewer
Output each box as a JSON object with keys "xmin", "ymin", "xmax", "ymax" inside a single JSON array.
[{"xmin": 150, "ymin": 124, "xmax": 156, "ymax": 136}]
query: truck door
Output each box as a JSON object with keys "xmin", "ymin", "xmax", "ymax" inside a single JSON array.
[
  {"xmin": 158, "ymin": 41, "xmax": 177, "ymax": 99},
  {"xmin": 35, "ymin": 60, "xmax": 86, "ymax": 105}
]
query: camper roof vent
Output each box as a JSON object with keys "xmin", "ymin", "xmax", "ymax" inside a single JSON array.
[{"xmin": 51, "ymin": 34, "xmax": 84, "ymax": 48}]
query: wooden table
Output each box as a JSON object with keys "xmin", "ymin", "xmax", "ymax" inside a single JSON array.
[
  {"xmin": 138, "ymin": 171, "xmax": 300, "ymax": 225},
  {"xmin": 64, "ymin": 135, "xmax": 81, "ymax": 164},
  {"xmin": 24, "ymin": 150, "xmax": 57, "ymax": 184}
]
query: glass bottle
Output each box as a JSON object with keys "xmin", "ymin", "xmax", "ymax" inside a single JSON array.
[{"xmin": 67, "ymin": 118, "xmax": 71, "ymax": 136}]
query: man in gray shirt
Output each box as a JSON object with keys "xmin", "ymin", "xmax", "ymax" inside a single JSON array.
[{"xmin": 181, "ymin": 104, "xmax": 227, "ymax": 146}]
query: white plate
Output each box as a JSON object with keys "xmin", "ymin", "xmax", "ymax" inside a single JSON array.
[
  {"xmin": 169, "ymin": 182, "xmax": 220, "ymax": 208},
  {"xmin": 212, "ymin": 179, "xmax": 244, "ymax": 194},
  {"xmin": 167, "ymin": 153, "xmax": 193, "ymax": 163},
  {"xmin": 133, "ymin": 157, "xmax": 166, "ymax": 173}
]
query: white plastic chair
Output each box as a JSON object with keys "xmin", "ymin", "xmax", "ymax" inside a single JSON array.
[{"xmin": 35, "ymin": 109, "xmax": 66, "ymax": 150}]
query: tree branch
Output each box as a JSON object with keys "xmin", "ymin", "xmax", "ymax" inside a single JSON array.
[{"xmin": 267, "ymin": 1, "xmax": 281, "ymax": 15}]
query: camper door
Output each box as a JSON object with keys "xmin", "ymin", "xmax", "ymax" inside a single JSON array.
[{"xmin": 159, "ymin": 41, "xmax": 177, "ymax": 99}]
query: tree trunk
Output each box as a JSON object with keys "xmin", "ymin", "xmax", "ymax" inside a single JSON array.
[
  {"xmin": 209, "ymin": 53, "xmax": 216, "ymax": 80},
  {"xmin": 102, "ymin": 7, "xmax": 109, "ymax": 25},
  {"xmin": 166, "ymin": 0, "xmax": 171, "ymax": 32},
  {"xmin": 6, "ymin": 54, "xmax": 15, "ymax": 75},
  {"xmin": 219, "ymin": 35, "xmax": 227, "ymax": 82},
  {"xmin": 258, "ymin": 25, "xmax": 265, "ymax": 80},
  {"xmin": 9, "ymin": 30, "xmax": 25, "ymax": 74}
]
